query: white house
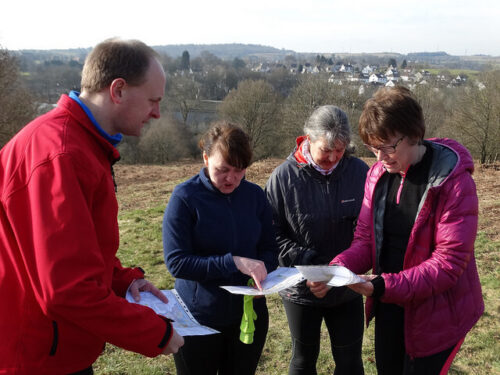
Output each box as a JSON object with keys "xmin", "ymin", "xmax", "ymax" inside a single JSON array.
[
  {"xmin": 328, "ymin": 74, "xmax": 343, "ymax": 85},
  {"xmin": 369, "ymin": 73, "xmax": 387, "ymax": 85},
  {"xmin": 362, "ymin": 65, "xmax": 373, "ymax": 75},
  {"xmin": 385, "ymin": 68, "xmax": 400, "ymax": 82}
]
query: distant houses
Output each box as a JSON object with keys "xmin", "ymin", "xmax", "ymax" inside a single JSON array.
[{"xmin": 227, "ymin": 58, "xmax": 474, "ymax": 91}]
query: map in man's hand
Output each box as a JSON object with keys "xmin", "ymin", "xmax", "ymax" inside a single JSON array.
[{"xmin": 126, "ymin": 289, "xmax": 219, "ymax": 336}]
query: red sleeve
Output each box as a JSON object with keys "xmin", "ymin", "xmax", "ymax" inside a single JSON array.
[{"xmin": 112, "ymin": 257, "xmax": 145, "ymax": 297}]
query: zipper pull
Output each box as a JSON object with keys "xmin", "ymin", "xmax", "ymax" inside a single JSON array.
[
  {"xmin": 111, "ymin": 165, "xmax": 117, "ymax": 193},
  {"xmin": 396, "ymin": 165, "xmax": 410, "ymax": 205}
]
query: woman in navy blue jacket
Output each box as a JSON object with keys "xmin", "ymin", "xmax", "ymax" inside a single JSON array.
[{"xmin": 163, "ymin": 121, "xmax": 278, "ymax": 375}]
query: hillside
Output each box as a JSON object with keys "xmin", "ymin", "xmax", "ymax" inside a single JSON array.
[{"xmin": 11, "ymin": 43, "xmax": 500, "ymax": 69}]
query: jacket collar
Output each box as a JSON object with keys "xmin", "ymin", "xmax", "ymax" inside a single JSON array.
[
  {"xmin": 57, "ymin": 94, "xmax": 121, "ymax": 163},
  {"xmin": 371, "ymin": 138, "xmax": 465, "ymax": 190},
  {"xmin": 198, "ymin": 167, "xmax": 245, "ymax": 196},
  {"xmin": 69, "ymin": 91, "xmax": 123, "ymax": 147},
  {"xmin": 289, "ymin": 135, "xmax": 347, "ymax": 181}
]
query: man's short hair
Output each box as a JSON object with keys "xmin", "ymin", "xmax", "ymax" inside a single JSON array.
[{"xmin": 81, "ymin": 38, "xmax": 160, "ymax": 93}]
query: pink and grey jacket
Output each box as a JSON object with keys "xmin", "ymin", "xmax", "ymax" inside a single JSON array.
[{"xmin": 333, "ymin": 138, "xmax": 484, "ymax": 358}]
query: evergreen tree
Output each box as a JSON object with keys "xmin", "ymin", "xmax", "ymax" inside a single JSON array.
[{"xmin": 180, "ymin": 50, "xmax": 190, "ymax": 71}]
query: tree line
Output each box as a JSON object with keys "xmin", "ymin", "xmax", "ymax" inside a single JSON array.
[{"xmin": 1, "ymin": 47, "xmax": 498, "ymax": 164}]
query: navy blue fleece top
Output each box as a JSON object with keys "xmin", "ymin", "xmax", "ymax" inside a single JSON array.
[{"xmin": 163, "ymin": 168, "xmax": 278, "ymax": 327}]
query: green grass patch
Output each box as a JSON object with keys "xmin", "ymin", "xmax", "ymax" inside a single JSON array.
[{"xmin": 425, "ymin": 68, "xmax": 481, "ymax": 77}]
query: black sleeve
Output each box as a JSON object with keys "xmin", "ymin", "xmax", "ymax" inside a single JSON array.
[{"xmin": 370, "ymin": 275, "xmax": 386, "ymax": 299}]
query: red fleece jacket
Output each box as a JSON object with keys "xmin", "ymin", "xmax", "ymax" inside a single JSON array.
[{"xmin": 0, "ymin": 95, "xmax": 172, "ymax": 374}]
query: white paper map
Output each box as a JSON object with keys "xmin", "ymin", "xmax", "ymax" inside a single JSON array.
[
  {"xmin": 221, "ymin": 265, "xmax": 365, "ymax": 295},
  {"xmin": 126, "ymin": 289, "xmax": 219, "ymax": 336},
  {"xmin": 220, "ymin": 267, "xmax": 305, "ymax": 295},
  {"xmin": 295, "ymin": 265, "xmax": 365, "ymax": 287}
]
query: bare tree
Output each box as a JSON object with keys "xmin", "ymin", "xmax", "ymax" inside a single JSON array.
[
  {"xmin": 446, "ymin": 70, "xmax": 500, "ymax": 164},
  {"xmin": 0, "ymin": 48, "xmax": 37, "ymax": 147},
  {"xmin": 135, "ymin": 117, "xmax": 196, "ymax": 164},
  {"xmin": 282, "ymin": 76, "xmax": 369, "ymax": 155},
  {"xmin": 165, "ymin": 76, "xmax": 201, "ymax": 124},
  {"xmin": 283, "ymin": 76, "xmax": 333, "ymax": 141},
  {"xmin": 411, "ymin": 84, "xmax": 450, "ymax": 138},
  {"xmin": 218, "ymin": 79, "xmax": 282, "ymax": 159}
]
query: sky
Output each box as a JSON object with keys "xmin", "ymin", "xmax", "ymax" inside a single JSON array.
[{"xmin": 1, "ymin": 0, "xmax": 499, "ymax": 56}]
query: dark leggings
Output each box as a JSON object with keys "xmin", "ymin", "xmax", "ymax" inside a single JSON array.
[
  {"xmin": 173, "ymin": 301, "xmax": 269, "ymax": 375},
  {"xmin": 68, "ymin": 367, "xmax": 93, "ymax": 375},
  {"xmin": 282, "ymin": 296, "xmax": 365, "ymax": 375},
  {"xmin": 375, "ymin": 302, "xmax": 463, "ymax": 375}
]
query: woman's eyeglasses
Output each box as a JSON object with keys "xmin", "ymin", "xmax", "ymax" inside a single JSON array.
[{"xmin": 364, "ymin": 136, "xmax": 405, "ymax": 155}]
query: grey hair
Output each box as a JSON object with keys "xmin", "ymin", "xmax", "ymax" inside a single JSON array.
[{"xmin": 304, "ymin": 105, "xmax": 355, "ymax": 156}]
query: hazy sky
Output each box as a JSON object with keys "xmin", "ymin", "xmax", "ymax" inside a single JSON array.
[{"xmin": 1, "ymin": 0, "xmax": 498, "ymax": 56}]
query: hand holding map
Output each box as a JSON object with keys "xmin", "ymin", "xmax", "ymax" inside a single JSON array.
[
  {"xmin": 126, "ymin": 289, "xmax": 218, "ymax": 336},
  {"xmin": 295, "ymin": 265, "xmax": 365, "ymax": 286},
  {"xmin": 221, "ymin": 267, "xmax": 304, "ymax": 295},
  {"xmin": 220, "ymin": 265, "xmax": 364, "ymax": 296}
]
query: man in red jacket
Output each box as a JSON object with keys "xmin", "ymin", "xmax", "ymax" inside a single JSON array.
[{"xmin": 0, "ymin": 38, "xmax": 183, "ymax": 375}]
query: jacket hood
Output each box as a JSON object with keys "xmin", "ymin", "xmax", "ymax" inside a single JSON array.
[
  {"xmin": 370, "ymin": 138, "xmax": 474, "ymax": 190},
  {"xmin": 287, "ymin": 135, "xmax": 350, "ymax": 180},
  {"xmin": 428, "ymin": 137, "xmax": 475, "ymax": 176},
  {"xmin": 290, "ymin": 135, "xmax": 308, "ymax": 165}
]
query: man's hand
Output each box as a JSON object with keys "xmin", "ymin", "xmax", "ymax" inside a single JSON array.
[
  {"xmin": 128, "ymin": 278, "xmax": 168, "ymax": 303},
  {"xmin": 161, "ymin": 329, "xmax": 184, "ymax": 355},
  {"xmin": 233, "ymin": 256, "xmax": 267, "ymax": 291},
  {"xmin": 306, "ymin": 280, "xmax": 332, "ymax": 298}
]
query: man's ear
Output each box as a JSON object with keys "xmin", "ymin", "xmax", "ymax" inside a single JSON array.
[{"xmin": 109, "ymin": 78, "xmax": 126, "ymax": 104}]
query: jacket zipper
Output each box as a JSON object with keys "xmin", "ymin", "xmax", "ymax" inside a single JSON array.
[
  {"xmin": 49, "ymin": 321, "xmax": 58, "ymax": 356},
  {"xmin": 111, "ymin": 164, "xmax": 118, "ymax": 192},
  {"xmin": 396, "ymin": 165, "xmax": 410, "ymax": 205}
]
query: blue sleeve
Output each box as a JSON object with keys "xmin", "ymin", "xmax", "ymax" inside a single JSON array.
[
  {"xmin": 162, "ymin": 190, "xmax": 238, "ymax": 282},
  {"xmin": 256, "ymin": 189, "xmax": 279, "ymax": 273}
]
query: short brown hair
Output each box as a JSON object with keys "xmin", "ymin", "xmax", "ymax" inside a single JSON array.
[
  {"xmin": 81, "ymin": 38, "xmax": 160, "ymax": 93},
  {"xmin": 199, "ymin": 122, "xmax": 252, "ymax": 169},
  {"xmin": 359, "ymin": 86, "xmax": 425, "ymax": 144}
]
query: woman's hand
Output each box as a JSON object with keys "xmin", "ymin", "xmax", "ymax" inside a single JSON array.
[
  {"xmin": 306, "ymin": 280, "xmax": 332, "ymax": 298},
  {"xmin": 347, "ymin": 274, "xmax": 377, "ymax": 297},
  {"xmin": 233, "ymin": 256, "xmax": 267, "ymax": 291}
]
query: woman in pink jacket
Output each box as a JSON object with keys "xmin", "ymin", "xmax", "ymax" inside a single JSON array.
[{"xmin": 308, "ymin": 86, "xmax": 483, "ymax": 375}]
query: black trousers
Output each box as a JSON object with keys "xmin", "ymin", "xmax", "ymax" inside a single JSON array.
[
  {"xmin": 173, "ymin": 300, "xmax": 269, "ymax": 375},
  {"xmin": 282, "ymin": 296, "xmax": 365, "ymax": 375},
  {"xmin": 68, "ymin": 367, "xmax": 93, "ymax": 375},
  {"xmin": 375, "ymin": 302, "xmax": 461, "ymax": 375}
]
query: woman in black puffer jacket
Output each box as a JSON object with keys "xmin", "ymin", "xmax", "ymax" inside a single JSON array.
[{"xmin": 265, "ymin": 105, "xmax": 369, "ymax": 375}]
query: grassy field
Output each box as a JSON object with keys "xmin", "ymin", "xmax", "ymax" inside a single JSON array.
[
  {"xmin": 94, "ymin": 159, "xmax": 500, "ymax": 374},
  {"xmin": 425, "ymin": 68, "xmax": 481, "ymax": 77}
]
